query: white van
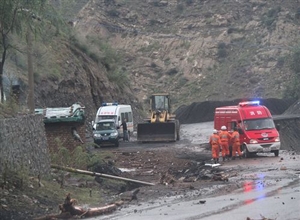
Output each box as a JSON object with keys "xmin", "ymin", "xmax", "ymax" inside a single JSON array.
[{"xmin": 93, "ymin": 103, "xmax": 134, "ymax": 140}]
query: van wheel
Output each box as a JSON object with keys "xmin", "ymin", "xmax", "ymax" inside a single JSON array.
[
  {"xmin": 127, "ymin": 132, "xmax": 130, "ymax": 141},
  {"xmin": 274, "ymin": 150, "xmax": 279, "ymax": 157},
  {"xmin": 176, "ymin": 130, "xmax": 180, "ymax": 141}
]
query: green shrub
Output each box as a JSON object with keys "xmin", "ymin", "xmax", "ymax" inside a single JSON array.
[
  {"xmin": 166, "ymin": 68, "xmax": 178, "ymax": 76},
  {"xmin": 34, "ymin": 71, "xmax": 40, "ymax": 83},
  {"xmin": 217, "ymin": 42, "xmax": 227, "ymax": 58},
  {"xmin": 98, "ymin": 41, "xmax": 121, "ymax": 71},
  {"xmin": 227, "ymin": 27, "xmax": 242, "ymax": 34},
  {"xmin": 13, "ymin": 52, "xmax": 27, "ymax": 70},
  {"xmin": 48, "ymin": 69, "xmax": 61, "ymax": 81},
  {"xmin": 290, "ymin": 49, "xmax": 300, "ymax": 73},
  {"xmin": 151, "ymin": 62, "xmax": 157, "ymax": 68},
  {"xmin": 149, "ymin": 19, "xmax": 157, "ymax": 26},
  {"xmin": 50, "ymin": 142, "xmax": 107, "ymax": 170},
  {"xmin": 178, "ymin": 77, "xmax": 188, "ymax": 87},
  {"xmin": 107, "ymin": 68, "xmax": 129, "ymax": 89},
  {"xmin": 152, "ymin": 2, "xmax": 161, "ymax": 7},
  {"xmin": 296, "ymin": 7, "xmax": 300, "ymax": 19},
  {"xmin": 0, "ymin": 98, "xmax": 20, "ymax": 118},
  {"xmin": 283, "ymin": 45, "xmax": 300, "ymax": 99},
  {"xmin": 185, "ymin": 0, "xmax": 194, "ymax": 6},
  {"xmin": 164, "ymin": 58, "xmax": 171, "ymax": 66},
  {"xmin": 283, "ymin": 79, "xmax": 300, "ymax": 99},
  {"xmin": 180, "ymin": 40, "xmax": 191, "ymax": 49},
  {"xmin": 176, "ymin": 4, "xmax": 185, "ymax": 13},
  {"xmin": 276, "ymin": 56, "xmax": 285, "ymax": 68},
  {"xmin": 261, "ymin": 7, "xmax": 281, "ymax": 29},
  {"xmin": 138, "ymin": 41, "xmax": 161, "ymax": 53},
  {"xmin": 107, "ymin": 9, "xmax": 119, "ymax": 17},
  {"xmin": 88, "ymin": 52, "xmax": 100, "ymax": 63}
]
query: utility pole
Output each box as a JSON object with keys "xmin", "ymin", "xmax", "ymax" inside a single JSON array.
[{"xmin": 26, "ymin": 25, "xmax": 34, "ymax": 113}]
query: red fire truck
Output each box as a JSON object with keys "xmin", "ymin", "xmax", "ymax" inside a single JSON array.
[{"xmin": 214, "ymin": 101, "xmax": 280, "ymax": 157}]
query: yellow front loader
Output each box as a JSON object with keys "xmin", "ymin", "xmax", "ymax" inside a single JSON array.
[{"xmin": 137, "ymin": 93, "xmax": 180, "ymax": 142}]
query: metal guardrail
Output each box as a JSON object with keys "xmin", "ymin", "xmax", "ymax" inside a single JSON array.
[{"xmin": 273, "ymin": 114, "xmax": 300, "ymax": 121}]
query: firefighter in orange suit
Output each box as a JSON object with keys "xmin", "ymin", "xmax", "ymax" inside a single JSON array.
[
  {"xmin": 219, "ymin": 125, "xmax": 232, "ymax": 161},
  {"xmin": 231, "ymin": 127, "xmax": 242, "ymax": 159},
  {"xmin": 209, "ymin": 129, "xmax": 221, "ymax": 164}
]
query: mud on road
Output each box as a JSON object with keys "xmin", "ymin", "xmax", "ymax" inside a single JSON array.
[
  {"xmin": 99, "ymin": 150, "xmax": 300, "ymax": 220},
  {"xmin": 95, "ymin": 121, "xmax": 300, "ymax": 220}
]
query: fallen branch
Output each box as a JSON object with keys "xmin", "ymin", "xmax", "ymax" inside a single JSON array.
[
  {"xmin": 51, "ymin": 164, "xmax": 155, "ymax": 186},
  {"xmin": 34, "ymin": 193, "xmax": 117, "ymax": 220}
]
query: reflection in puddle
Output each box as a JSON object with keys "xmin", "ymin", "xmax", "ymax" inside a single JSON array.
[{"xmin": 243, "ymin": 173, "xmax": 266, "ymax": 204}]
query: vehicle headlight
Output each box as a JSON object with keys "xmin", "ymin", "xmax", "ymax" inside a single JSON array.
[
  {"xmin": 250, "ymin": 139, "xmax": 258, "ymax": 144},
  {"xmin": 274, "ymin": 137, "xmax": 280, "ymax": 142},
  {"xmin": 94, "ymin": 134, "xmax": 101, "ymax": 138},
  {"xmin": 110, "ymin": 131, "xmax": 118, "ymax": 137}
]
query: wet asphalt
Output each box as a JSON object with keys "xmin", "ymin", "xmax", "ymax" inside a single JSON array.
[{"xmin": 92, "ymin": 122, "xmax": 300, "ymax": 220}]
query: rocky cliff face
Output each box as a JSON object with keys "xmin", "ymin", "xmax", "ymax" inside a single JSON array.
[
  {"xmin": 71, "ymin": 0, "xmax": 300, "ymax": 112},
  {"xmin": 33, "ymin": 38, "xmax": 142, "ymax": 123},
  {"xmin": 6, "ymin": 0, "xmax": 298, "ymax": 123}
]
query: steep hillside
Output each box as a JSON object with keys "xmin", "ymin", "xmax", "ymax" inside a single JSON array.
[
  {"xmin": 73, "ymin": 0, "xmax": 300, "ymax": 111},
  {"xmin": 3, "ymin": 0, "xmax": 300, "ymax": 123}
]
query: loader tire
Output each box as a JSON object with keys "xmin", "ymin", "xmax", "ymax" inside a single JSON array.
[{"xmin": 176, "ymin": 119, "xmax": 180, "ymax": 141}]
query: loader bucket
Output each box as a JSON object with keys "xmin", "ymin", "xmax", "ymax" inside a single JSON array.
[{"xmin": 137, "ymin": 122, "xmax": 176, "ymax": 142}]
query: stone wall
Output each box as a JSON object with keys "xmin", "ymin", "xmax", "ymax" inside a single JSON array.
[
  {"xmin": 45, "ymin": 122, "xmax": 85, "ymax": 152},
  {"xmin": 0, "ymin": 115, "xmax": 50, "ymax": 176}
]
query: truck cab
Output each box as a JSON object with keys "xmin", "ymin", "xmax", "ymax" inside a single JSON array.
[{"xmin": 214, "ymin": 101, "xmax": 280, "ymax": 157}]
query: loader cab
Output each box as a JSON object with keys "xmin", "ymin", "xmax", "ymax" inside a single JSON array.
[{"xmin": 151, "ymin": 94, "xmax": 170, "ymax": 112}]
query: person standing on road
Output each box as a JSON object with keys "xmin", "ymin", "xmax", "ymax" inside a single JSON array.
[
  {"xmin": 120, "ymin": 118, "xmax": 128, "ymax": 141},
  {"xmin": 219, "ymin": 125, "xmax": 232, "ymax": 161},
  {"xmin": 209, "ymin": 129, "xmax": 221, "ymax": 164},
  {"xmin": 231, "ymin": 127, "xmax": 242, "ymax": 159}
]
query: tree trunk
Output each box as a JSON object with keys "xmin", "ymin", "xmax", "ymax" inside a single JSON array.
[
  {"xmin": 0, "ymin": 38, "xmax": 7, "ymax": 103},
  {"xmin": 34, "ymin": 193, "xmax": 118, "ymax": 220},
  {"xmin": 51, "ymin": 164, "xmax": 155, "ymax": 186}
]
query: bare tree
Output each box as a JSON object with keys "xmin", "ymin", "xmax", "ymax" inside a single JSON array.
[{"xmin": 0, "ymin": 0, "xmax": 48, "ymax": 112}]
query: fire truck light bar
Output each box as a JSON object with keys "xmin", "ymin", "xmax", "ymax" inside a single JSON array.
[{"xmin": 239, "ymin": 101, "xmax": 260, "ymax": 106}]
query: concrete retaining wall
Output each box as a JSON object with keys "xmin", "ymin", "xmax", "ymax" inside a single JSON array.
[{"xmin": 0, "ymin": 115, "xmax": 50, "ymax": 176}]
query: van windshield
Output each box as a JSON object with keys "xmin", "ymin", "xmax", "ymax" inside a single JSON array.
[
  {"xmin": 243, "ymin": 118, "xmax": 275, "ymax": 131},
  {"xmin": 95, "ymin": 115, "xmax": 116, "ymax": 123},
  {"xmin": 96, "ymin": 122, "xmax": 115, "ymax": 131}
]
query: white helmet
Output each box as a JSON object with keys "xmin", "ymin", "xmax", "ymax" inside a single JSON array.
[
  {"xmin": 221, "ymin": 126, "xmax": 227, "ymax": 130},
  {"xmin": 213, "ymin": 129, "xmax": 218, "ymax": 134}
]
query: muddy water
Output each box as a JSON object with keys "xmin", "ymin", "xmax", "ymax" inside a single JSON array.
[{"xmin": 93, "ymin": 122, "xmax": 300, "ymax": 220}]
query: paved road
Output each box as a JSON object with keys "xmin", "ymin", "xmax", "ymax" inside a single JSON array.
[{"xmin": 93, "ymin": 122, "xmax": 300, "ymax": 220}]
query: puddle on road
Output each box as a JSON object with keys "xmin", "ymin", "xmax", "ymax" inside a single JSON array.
[
  {"xmin": 242, "ymin": 174, "xmax": 299, "ymax": 206},
  {"xmin": 242, "ymin": 173, "xmax": 267, "ymax": 204}
]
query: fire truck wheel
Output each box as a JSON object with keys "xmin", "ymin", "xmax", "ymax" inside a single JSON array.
[
  {"xmin": 242, "ymin": 145, "xmax": 250, "ymax": 158},
  {"xmin": 273, "ymin": 150, "xmax": 279, "ymax": 157}
]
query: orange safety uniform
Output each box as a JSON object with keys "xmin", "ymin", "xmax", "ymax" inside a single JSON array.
[
  {"xmin": 231, "ymin": 131, "xmax": 242, "ymax": 157},
  {"xmin": 219, "ymin": 130, "xmax": 231, "ymax": 158},
  {"xmin": 209, "ymin": 134, "xmax": 220, "ymax": 159}
]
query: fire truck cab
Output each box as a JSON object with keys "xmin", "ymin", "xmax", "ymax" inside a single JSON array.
[{"xmin": 214, "ymin": 101, "xmax": 280, "ymax": 157}]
